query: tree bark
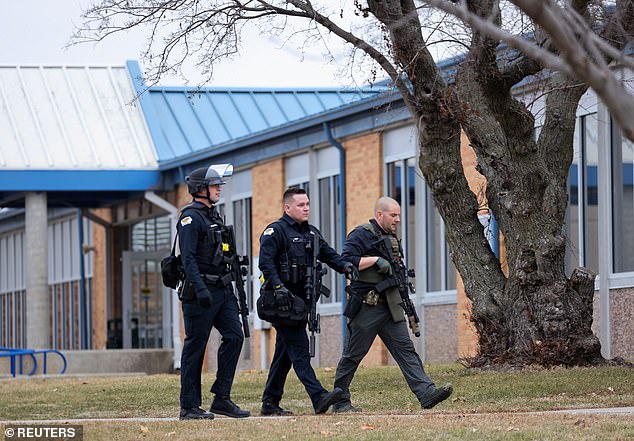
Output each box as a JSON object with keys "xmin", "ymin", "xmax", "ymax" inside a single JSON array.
[{"xmin": 367, "ymin": 0, "xmax": 604, "ymax": 367}]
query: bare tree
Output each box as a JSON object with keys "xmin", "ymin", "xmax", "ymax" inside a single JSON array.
[{"xmin": 75, "ymin": 0, "xmax": 634, "ymax": 367}]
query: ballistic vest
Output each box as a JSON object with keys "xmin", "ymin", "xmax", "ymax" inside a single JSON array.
[{"xmin": 357, "ymin": 222, "xmax": 401, "ymax": 284}]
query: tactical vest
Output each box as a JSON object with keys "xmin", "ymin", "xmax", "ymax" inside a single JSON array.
[
  {"xmin": 357, "ymin": 222, "xmax": 401, "ymax": 284},
  {"xmin": 274, "ymin": 221, "xmax": 321, "ymax": 286},
  {"xmin": 181, "ymin": 203, "xmax": 231, "ymax": 274}
]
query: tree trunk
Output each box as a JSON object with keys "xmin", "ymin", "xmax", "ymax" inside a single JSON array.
[
  {"xmin": 411, "ymin": 64, "xmax": 604, "ymax": 367},
  {"xmin": 434, "ymin": 67, "xmax": 603, "ymax": 367},
  {"xmin": 365, "ymin": 0, "xmax": 604, "ymax": 367}
]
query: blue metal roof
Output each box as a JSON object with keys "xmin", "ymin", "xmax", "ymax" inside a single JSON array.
[{"xmin": 127, "ymin": 62, "xmax": 386, "ymax": 166}]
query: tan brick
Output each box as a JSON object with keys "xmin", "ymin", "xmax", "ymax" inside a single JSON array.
[
  {"xmin": 343, "ymin": 132, "xmax": 390, "ymax": 365},
  {"xmin": 252, "ymin": 159, "xmax": 286, "ymax": 257}
]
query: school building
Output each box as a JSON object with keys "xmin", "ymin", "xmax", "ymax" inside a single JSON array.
[{"xmin": 0, "ymin": 60, "xmax": 632, "ymax": 375}]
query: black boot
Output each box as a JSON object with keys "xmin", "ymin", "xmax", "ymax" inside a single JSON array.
[
  {"xmin": 210, "ymin": 396, "xmax": 251, "ymax": 418},
  {"xmin": 260, "ymin": 400, "xmax": 294, "ymax": 416},
  {"xmin": 314, "ymin": 387, "xmax": 343, "ymax": 414},
  {"xmin": 179, "ymin": 407, "xmax": 215, "ymax": 420},
  {"xmin": 420, "ymin": 383, "xmax": 453, "ymax": 409},
  {"xmin": 332, "ymin": 399, "xmax": 362, "ymax": 413}
]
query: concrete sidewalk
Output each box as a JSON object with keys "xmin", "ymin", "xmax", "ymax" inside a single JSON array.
[{"xmin": 2, "ymin": 407, "xmax": 634, "ymax": 425}]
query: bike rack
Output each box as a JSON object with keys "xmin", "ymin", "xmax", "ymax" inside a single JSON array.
[{"xmin": 0, "ymin": 347, "xmax": 67, "ymax": 377}]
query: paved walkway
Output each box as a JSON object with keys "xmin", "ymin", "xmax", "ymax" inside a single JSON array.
[{"xmin": 2, "ymin": 407, "xmax": 633, "ymax": 424}]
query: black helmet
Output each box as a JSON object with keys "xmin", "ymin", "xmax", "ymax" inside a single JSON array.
[{"xmin": 185, "ymin": 164, "xmax": 232, "ymax": 194}]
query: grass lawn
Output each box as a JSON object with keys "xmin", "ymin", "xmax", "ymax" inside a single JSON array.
[{"xmin": 1, "ymin": 364, "xmax": 633, "ymax": 440}]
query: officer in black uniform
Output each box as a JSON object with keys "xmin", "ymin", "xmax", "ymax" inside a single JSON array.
[
  {"xmin": 177, "ymin": 164, "xmax": 250, "ymax": 420},
  {"xmin": 258, "ymin": 187, "xmax": 358, "ymax": 416},
  {"xmin": 332, "ymin": 196, "xmax": 453, "ymax": 413}
]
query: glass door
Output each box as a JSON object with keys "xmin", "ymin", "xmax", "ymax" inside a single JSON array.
[{"xmin": 122, "ymin": 250, "xmax": 172, "ymax": 349}]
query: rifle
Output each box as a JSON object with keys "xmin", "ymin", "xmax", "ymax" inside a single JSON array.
[
  {"xmin": 377, "ymin": 235, "xmax": 420, "ymax": 337},
  {"xmin": 225, "ymin": 225, "xmax": 250, "ymax": 338},
  {"xmin": 304, "ymin": 232, "xmax": 328, "ymax": 357}
]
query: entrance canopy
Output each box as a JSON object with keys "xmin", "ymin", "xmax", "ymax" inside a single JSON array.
[{"xmin": 0, "ymin": 64, "xmax": 159, "ymax": 207}]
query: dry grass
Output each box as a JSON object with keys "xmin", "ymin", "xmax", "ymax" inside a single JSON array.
[{"xmin": 1, "ymin": 364, "xmax": 634, "ymax": 440}]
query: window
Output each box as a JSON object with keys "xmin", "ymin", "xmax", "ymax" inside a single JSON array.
[
  {"xmin": 612, "ymin": 121, "xmax": 634, "ymax": 273},
  {"xmin": 131, "ymin": 215, "xmax": 171, "ymax": 252},
  {"xmin": 317, "ymin": 175, "xmax": 342, "ymax": 303},
  {"xmin": 0, "ymin": 230, "xmax": 26, "ymax": 348},
  {"xmin": 425, "ymin": 188, "xmax": 457, "ymax": 292},
  {"xmin": 232, "ymin": 198, "xmax": 253, "ymax": 308},
  {"xmin": 565, "ymin": 114, "xmax": 600, "ymax": 275},
  {"xmin": 386, "ymin": 159, "xmax": 416, "ymax": 263},
  {"xmin": 583, "ymin": 115, "xmax": 600, "ymax": 273},
  {"xmin": 387, "ymin": 157, "xmax": 456, "ymax": 293},
  {"xmin": 49, "ymin": 215, "xmax": 94, "ymax": 350},
  {"xmin": 565, "ymin": 122, "xmax": 582, "ymax": 274}
]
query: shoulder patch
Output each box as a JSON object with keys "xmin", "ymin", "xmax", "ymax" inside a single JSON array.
[
  {"xmin": 180, "ymin": 216, "xmax": 193, "ymax": 226},
  {"xmin": 263, "ymin": 227, "xmax": 275, "ymax": 236}
]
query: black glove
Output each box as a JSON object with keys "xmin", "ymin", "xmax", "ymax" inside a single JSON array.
[
  {"xmin": 343, "ymin": 262, "xmax": 359, "ymax": 281},
  {"xmin": 375, "ymin": 257, "xmax": 393, "ymax": 275},
  {"xmin": 273, "ymin": 285, "xmax": 292, "ymax": 312},
  {"xmin": 198, "ymin": 290, "xmax": 212, "ymax": 308}
]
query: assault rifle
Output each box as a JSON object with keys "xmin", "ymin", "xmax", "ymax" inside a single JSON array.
[
  {"xmin": 375, "ymin": 234, "xmax": 420, "ymax": 337},
  {"xmin": 225, "ymin": 225, "xmax": 250, "ymax": 338},
  {"xmin": 304, "ymin": 232, "xmax": 329, "ymax": 357}
]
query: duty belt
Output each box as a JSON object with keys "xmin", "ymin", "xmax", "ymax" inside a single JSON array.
[{"xmin": 201, "ymin": 272, "xmax": 233, "ymax": 286}]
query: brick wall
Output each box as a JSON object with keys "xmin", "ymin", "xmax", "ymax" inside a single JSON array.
[
  {"xmin": 252, "ymin": 159, "xmax": 286, "ymax": 256},
  {"xmin": 90, "ymin": 208, "xmax": 110, "ymax": 349},
  {"xmin": 344, "ymin": 132, "xmax": 389, "ymax": 367},
  {"xmin": 344, "ymin": 133, "xmax": 384, "ymax": 233},
  {"xmin": 248, "ymin": 159, "xmax": 287, "ymax": 370}
]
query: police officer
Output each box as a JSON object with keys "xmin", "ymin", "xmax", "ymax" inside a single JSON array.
[
  {"xmin": 332, "ymin": 196, "xmax": 453, "ymax": 412},
  {"xmin": 177, "ymin": 164, "xmax": 250, "ymax": 420},
  {"xmin": 258, "ymin": 187, "xmax": 358, "ymax": 416}
]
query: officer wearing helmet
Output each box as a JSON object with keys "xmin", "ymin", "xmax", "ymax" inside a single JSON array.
[{"xmin": 177, "ymin": 164, "xmax": 250, "ymax": 420}]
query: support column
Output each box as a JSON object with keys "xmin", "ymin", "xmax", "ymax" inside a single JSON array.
[{"xmin": 25, "ymin": 192, "xmax": 50, "ymax": 349}]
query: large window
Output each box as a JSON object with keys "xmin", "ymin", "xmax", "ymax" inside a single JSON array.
[
  {"xmin": 386, "ymin": 158, "xmax": 416, "ymax": 265},
  {"xmin": 0, "ymin": 230, "xmax": 26, "ymax": 348},
  {"xmin": 612, "ymin": 122, "xmax": 634, "ymax": 273},
  {"xmin": 387, "ymin": 157, "xmax": 456, "ymax": 293},
  {"xmin": 565, "ymin": 114, "xmax": 600, "ymax": 275},
  {"xmin": 232, "ymin": 198, "xmax": 253, "ymax": 309},
  {"xmin": 425, "ymin": 191, "xmax": 458, "ymax": 292},
  {"xmin": 317, "ymin": 175, "xmax": 342, "ymax": 303},
  {"xmin": 131, "ymin": 216, "xmax": 171, "ymax": 252},
  {"xmin": 1, "ymin": 214, "xmax": 93, "ymax": 349},
  {"xmin": 49, "ymin": 215, "xmax": 94, "ymax": 350}
]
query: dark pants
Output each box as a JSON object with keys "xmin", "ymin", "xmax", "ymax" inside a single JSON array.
[
  {"xmin": 262, "ymin": 324, "xmax": 327, "ymax": 407},
  {"xmin": 180, "ymin": 284, "xmax": 244, "ymax": 410},
  {"xmin": 334, "ymin": 302, "xmax": 435, "ymax": 405}
]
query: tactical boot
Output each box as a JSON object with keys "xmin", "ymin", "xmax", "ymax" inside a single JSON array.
[
  {"xmin": 332, "ymin": 400, "xmax": 362, "ymax": 413},
  {"xmin": 210, "ymin": 396, "xmax": 251, "ymax": 418},
  {"xmin": 260, "ymin": 400, "xmax": 294, "ymax": 416},
  {"xmin": 314, "ymin": 387, "xmax": 343, "ymax": 414},
  {"xmin": 420, "ymin": 383, "xmax": 453, "ymax": 409},
  {"xmin": 179, "ymin": 407, "xmax": 215, "ymax": 420}
]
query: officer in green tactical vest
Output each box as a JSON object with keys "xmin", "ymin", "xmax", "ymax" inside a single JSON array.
[{"xmin": 332, "ymin": 196, "xmax": 453, "ymax": 412}]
